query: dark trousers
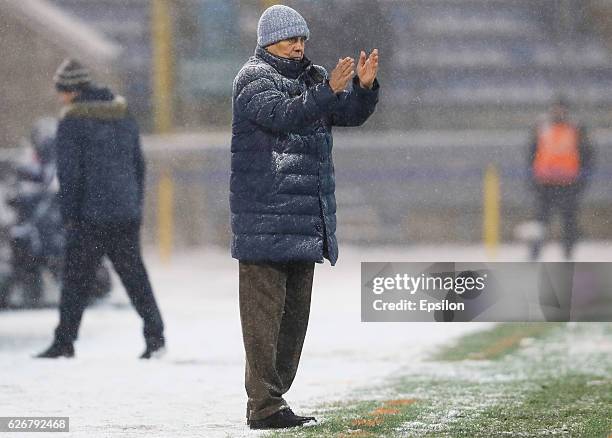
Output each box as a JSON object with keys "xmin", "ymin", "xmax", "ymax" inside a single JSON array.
[
  {"xmin": 54, "ymin": 221, "xmax": 164, "ymax": 345},
  {"xmin": 239, "ymin": 261, "xmax": 315, "ymax": 421},
  {"xmin": 531, "ymin": 185, "xmax": 581, "ymax": 260}
]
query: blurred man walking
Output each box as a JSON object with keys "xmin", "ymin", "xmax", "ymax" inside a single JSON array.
[
  {"xmin": 36, "ymin": 59, "xmax": 165, "ymax": 359},
  {"xmin": 231, "ymin": 5, "xmax": 379, "ymax": 430},
  {"xmin": 527, "ymin": 97, "xmax": 595, "ymax": 260}
]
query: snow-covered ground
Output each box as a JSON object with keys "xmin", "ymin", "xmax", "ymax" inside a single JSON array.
[{"xmin": 0, "ymin": 242, "xmax": 609, "ymax": 437}]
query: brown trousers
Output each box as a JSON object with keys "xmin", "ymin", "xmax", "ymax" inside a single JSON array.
[{"xmin": 239, "ymin": 261, "xmax": 315, "ymax": 421}]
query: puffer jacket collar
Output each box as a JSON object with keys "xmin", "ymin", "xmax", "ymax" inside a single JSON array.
[
  {"xmin": 255, "ymin": 45, "xmax": 311, "ymax": 80},
  {"xmin": 60, "ymin": 86, "xmax": 127, "ymax": 120}
]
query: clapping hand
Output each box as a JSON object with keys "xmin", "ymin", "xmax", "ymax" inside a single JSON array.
[
  {"xmin": 357, "ymin": 49, "xmax": 379, "ymax": 89},
  {"xmin": 329, "ymin": 57, "xmax": 355, "ymax": 94}
]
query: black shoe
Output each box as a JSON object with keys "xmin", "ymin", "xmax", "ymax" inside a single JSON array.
[
  {"xmin": 35, "ymin": 341, "xmax": 74, "ymax": 359},
  {"xmin": 286, "ymin": 408, "xmax": 316, "ymax": 424},
  {"xmin": 140, "ymin": 338, "xmax": 166, "ymax": 359},
  {"xmin": 248, "ymin": 407, "xmax": 308, "ymax": 430}
]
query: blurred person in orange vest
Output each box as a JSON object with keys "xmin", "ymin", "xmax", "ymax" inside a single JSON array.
[{"xmin": 527, "ymin": 96, "xmax": 595, "ymax": 260}]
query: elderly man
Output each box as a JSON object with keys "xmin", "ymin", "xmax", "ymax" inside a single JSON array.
[{"xmin": 231, "ymin": 4, "xmax": 379, "ymax": 430}]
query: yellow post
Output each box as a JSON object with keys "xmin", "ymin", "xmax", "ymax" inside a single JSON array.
[
  {"xmin": 157, "ymin": 171, "xmax": 174, "ymax": 263},
  {"xmin": 151, "ymin": 0, "xmax": 174, "ymax": 133},
  {"xmin": 260, "ymin": 0, "xmax": 280, "ymax": 9},
  {"xmin": 483, "ymin": 164, "xmax": 500, "ymax": 258}
]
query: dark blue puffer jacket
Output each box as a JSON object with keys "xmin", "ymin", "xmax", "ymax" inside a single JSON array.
[
  {"xmin": 231, "ymin": 46, "xmax": 379, "ymax": 265},
  {"xmin": 56, "ymin": 86, "xmax": 145, "ymax": 224}
]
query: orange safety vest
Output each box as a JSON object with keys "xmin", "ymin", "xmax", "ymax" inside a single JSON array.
[{"xmin": 533, "ymin": 122, "xmax": 581, "ymax": 185}]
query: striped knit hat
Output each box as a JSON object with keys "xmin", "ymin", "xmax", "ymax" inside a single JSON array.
[{"xmin": 53, "ymin": 58, "xmax": 92, "ymax": 92}]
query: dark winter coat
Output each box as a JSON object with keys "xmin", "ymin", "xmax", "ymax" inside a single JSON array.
[
  {"xmin": 230, "ymin": 46, "xmax": 379, "ymax": 265},
  {"xmin": 56, "ymin": 86, "xmax": 145, "ymax": 224}
]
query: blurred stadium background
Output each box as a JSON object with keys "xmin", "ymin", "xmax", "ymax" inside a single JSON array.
[{"xmin": 1, "ymin": 0, "xmax": 612, "ymax": 253}]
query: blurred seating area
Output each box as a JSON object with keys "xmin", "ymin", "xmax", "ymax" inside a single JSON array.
[{"xmin": 382, "ymin": 0, "xmax": 612, "ymax": 129}]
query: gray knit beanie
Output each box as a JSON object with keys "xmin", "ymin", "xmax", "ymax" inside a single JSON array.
[
  {"xmin": 54, "ymin": 58, "xmax": 92, "ymax": 92},
  {"xmin": 257, "ymin": 5, "xmax": 310, "ymax": 47}
]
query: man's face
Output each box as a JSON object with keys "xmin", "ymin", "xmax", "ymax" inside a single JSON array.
[
  {"xmin": 57, "ymin": 91, "xmax": 79, "ymax": 105},
  {"xmin": 551, "ymin": 104, "xmax": 569, "ymax": 122},
  {"xmin": 266, "ymin": 36, "xmax": 306, "ymax": 61}
]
